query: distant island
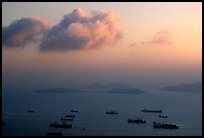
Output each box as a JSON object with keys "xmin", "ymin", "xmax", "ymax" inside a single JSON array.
[
  {"xmin": 34, "ymin": 82, "xmax": 145, "ymax": 95},
  {"xmin": 86, "ymin": 82, "xmax": 145, "ymax": 94},
  {"xmin": 85, "ymin": 82, "xmax": 132, "ymax": 89},
  {"xmin": 34, "ymin": 88, "xmax": 83, "ymax": 94},
  {"xmin": 160, "ymin": 81, "xmax": 202, "ymax": 93},
  {"xmin": 108, "ymin": 87, "xmax": 145, "ymax": 94}
]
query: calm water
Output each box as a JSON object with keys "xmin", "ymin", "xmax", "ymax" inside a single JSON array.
[{"xmin": 2, "ymin": 89, "xmax": 202, "ymax": 136}]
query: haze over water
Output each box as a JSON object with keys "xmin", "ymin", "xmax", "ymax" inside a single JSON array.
[
  {"xmin": 2, "ymin": 2, "xmax": 202, "ymax": 136},
  {"xmin": 2, "ymin": 88, "xmax": 202, "ymax": 136}
]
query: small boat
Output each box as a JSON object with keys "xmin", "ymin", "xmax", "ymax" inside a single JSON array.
[
  {"xmin": 127, "ymin": 117, "xmax": 147, "ymax": 123},
  {"xmin": 49, "ymin": 122, "xmax": 72, "ymax": 128},
  {"xmin": 27, "ymin": 109, "xmax": 34, "ymax": 113},
  {"xmin": 153, "ymin": 121, "xmax": 179, "ymax": 129},
  {"xmin": 159, "ymin": 114, "xmax": 167, "ymax": 118},
  {"xmin": 45, "ymin": 131, "xmax": 62, "ymax": 136},
  {"xmin": 106, "ymin": 111, "xmax": 118, "ymax": 114},
  {"xmin": 61, "ymin": 117, "xmax": 74, "ymax": 121},
  {"xmin": 70, "ymin": 110, "xmax": 78, "ymax": 113},
  {"xmin": 141, "ymin": 108, "xmax": 162, "ymax": 113},
  {"xmin": 65, "ymin": 114, "xmax": 75, "ymax": 118}
]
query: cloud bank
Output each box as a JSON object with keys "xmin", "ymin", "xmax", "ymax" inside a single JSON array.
[
  {"xmin": 2, "ymin": 16, "xmax": 49, "ymax": 47},
  {"xmin": 39, "ymin": 8, "xmax": 123, "ymax": 52}
]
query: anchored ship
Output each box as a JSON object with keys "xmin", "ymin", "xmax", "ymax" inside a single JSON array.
[
  {"xmin": 65, "ymin": 114, "xmax": 75, "ymax": 118},
  {"xmin": 61, "ymin": 117, "xmax": 74, "ymax": 121},
  {"xmin": 127, "ymin": 117, "xmax": 147, "ymax": 123},
  {"xmin": 159, "ymin": 114, "xmax": 167, "ymax": 118},
  {"xmin": 27, "ymin": 109, "xmax": 34, "ymax": 113},
  {"xmin": 153, "ymin": 121, "xmax": 179, "ymax": 129},
  {"xmin": 49, "ymin": 122, "xmax": 72, "ymax": 128},
  {"xmin": 106, "ymin": 111, "xmax": 118, "ymax": 114},
  {"xmin": 141, "ymin": 108, "xmax": 162, "ymax": 113},
  {"xmin": 70, "ymin": 110, "xmax": 78, "ymax": 113}
]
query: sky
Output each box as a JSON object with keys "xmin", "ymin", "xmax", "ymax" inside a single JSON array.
[{"xmin": 2, "ymin": 2, "xmax": 202, "ymax": 92}]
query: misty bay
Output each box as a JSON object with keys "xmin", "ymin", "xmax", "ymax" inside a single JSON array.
[{"xmin": 2, "ymin": 86, "xmax": 201, "ymax": 136}]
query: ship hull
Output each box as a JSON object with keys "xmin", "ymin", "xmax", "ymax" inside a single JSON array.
[
  {"xmin": 49, "ymin": 123, "xmax": 72, "ymax": 128},
  {"xmin": 141, "ymin": 109, "xmax": 162, "ymax": 113}
]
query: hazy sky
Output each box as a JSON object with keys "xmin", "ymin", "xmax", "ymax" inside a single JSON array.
[{"xmin": 2, "ymin": 2, "xmax": 202, "ymax": 91}]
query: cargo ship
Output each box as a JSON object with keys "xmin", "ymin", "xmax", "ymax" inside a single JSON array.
[
  {"xmin": 127, "ymin": 117, "xmax": 146, "ymax": 123},
  {"xmin": 49, "ymin": 122, "xmax": 72, "ymax": 128},
  {"xmin": 106, "ymin": 111, "xmax": 118, "ymax": 114},
  {"xmin": 141, "ymin": 108, "xmax": 162, "ymax": 113},
  {"xmin": 153, "ymin": 121, "xmax": 179, "ymax": 129}
]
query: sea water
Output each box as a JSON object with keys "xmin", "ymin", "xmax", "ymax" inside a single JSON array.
[{"xmin": 2, "ymin": 89, "xmax": 202, "ymax": 136}]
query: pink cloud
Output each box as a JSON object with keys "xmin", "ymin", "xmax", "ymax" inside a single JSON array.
[
  {"xmin": 128, "ymin": 31, "xmax": 172, "ymax": 48},
  {"xmin": 2, "ymin": 16, "xmax": 49, "ymax": 47},
  {"xmin": 39, "ymin": 8, "xmax": 123, "ymax": 52},
  {"xmin": 150, "ymin": 31, "xmax": 172, "ymax": 45}
]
